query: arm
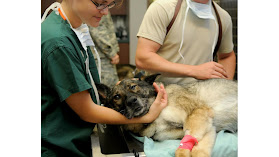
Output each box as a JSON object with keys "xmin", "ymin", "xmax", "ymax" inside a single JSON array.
[
  {"xmin": 135, "ymin": 37, "xmax": 228, "ymax": 80},
  {"xmin": 104, "ymin": 12, "xmax": 120, "ymax": 62},
  {"xmin": 217, "ymin": 50, "xmax": 236, "ymax": 80},
  {"xmin": 65, "ymin": 83, "xmax": 167, "ymax": 124}
]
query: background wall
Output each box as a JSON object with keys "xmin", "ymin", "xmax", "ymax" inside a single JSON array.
[
  {"xmin": 218, "ymin": 0, "xmax": 238, "ymax": 80},
  {"xmin": 128, "ymin": 0, "xmax": 148, "ymax": 65}
]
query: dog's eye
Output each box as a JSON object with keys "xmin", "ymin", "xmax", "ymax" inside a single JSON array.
[
  {"xmin": 114, "ymin": 94, "xmax": 121, "ymax": 100},
  {"xmin": 135, "ymin": 107, "xmax": 141, "ymax": 112},
  {"xmin": 130, "ymin": 85, "xmax": 137, "ymax": 90}
]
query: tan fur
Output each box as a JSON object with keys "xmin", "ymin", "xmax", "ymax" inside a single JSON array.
[
  {"xmin": 175, "ymin": 148, "xmax": 191, "ymax": 157},
  {"xmin": 128, "ymin": 79, "xmax": 237, "ymax": 157},
  {"xmin": 98, "ymin": 77, "xmax": 237, "ymax": 157}
]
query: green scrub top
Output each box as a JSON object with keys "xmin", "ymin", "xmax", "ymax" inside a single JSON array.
[{"xmin": 41, "ymin": 11, "xmax": 100, "ymax": 157}]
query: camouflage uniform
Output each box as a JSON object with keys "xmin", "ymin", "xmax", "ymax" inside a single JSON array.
[{"xmin": 89, "ymin": 12, "xmax": 120, "ymax": 87}]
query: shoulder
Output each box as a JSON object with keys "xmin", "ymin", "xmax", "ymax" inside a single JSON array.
[
  {"xmin": 213, "ymin": 2, "xmax": 232, "ymax": 27},
  {"xmin": 153, "ymin": 0, "xmax": 177, "ymax": 6},
  {"xmin": 143, "ymin": 0, "xmax": 181, "ymax": 25},
  {"xmin": 148, "ymin": 0, "xmax": 177, "ymax": 15},
  {"xmin": 41, "ymin": 13, "xmax": 79, "ymax": 63},
  {"xmin": 42, "ymin": 12, "xmax": 72, "ymax": 40}
]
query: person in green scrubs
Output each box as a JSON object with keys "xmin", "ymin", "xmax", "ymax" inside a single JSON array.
[{"xmin": 41, "ymin": 0, "xmax": 168, "ymax": 156}]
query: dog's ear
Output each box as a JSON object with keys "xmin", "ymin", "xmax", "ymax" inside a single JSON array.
[
  {"xmin": 134, "ymin": 70, "xmax": 146, "ymax": 81},
  {"xmin": 95, "ymin": 83, "xmax": 111, "ymax": 103},
  {"xmin": 144, "ymin": 73, "xmax": 161, "ymax": 85}
]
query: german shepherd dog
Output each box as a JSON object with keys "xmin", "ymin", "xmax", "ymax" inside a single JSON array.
[{"xmin": 96, "ymin": 74, "xmax": 237, "ymax": 157}]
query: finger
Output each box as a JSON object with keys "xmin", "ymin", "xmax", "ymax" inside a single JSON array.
[
  {"xmin": 214, "ymin": 66, "xmax": 228, "ymax": 78},
  {"xmin": 212, "ymin": 71, "xmax": 226, "ymax": 79},
  {"xmin": 213, "ymin": 62, "xmax": 226, "ymax": 71},
  {"xmin": 153, "ymin": 82, "xmax": 160, "ymax": 93},
  {"xmin": 211, "ymin": 74, "xmax": 222, "ymax": 79},
  {"xmin": 160, "ymin": 84, "xmax": 168, "ymax": 104},
  {"xmin": 154, "ymin": 84, "xmax": 164, "ymax": 101},
  {"xmin": 213, "ymin": 62, "xmax": 225, "ymax": 69}
]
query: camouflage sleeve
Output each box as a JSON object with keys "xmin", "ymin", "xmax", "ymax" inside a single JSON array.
[{"xmin": 89, "ymin": 12, "xmax": 120, "ymax": 59}]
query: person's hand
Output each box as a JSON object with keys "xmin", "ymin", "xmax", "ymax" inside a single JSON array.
[
  {"xmin": 144, "ymin": 83, "xmax": 168, "ymax": 123},
  {"xmin": 110, "ymin": 54, "xmax": 120, "ymax": 64},
  {"xmin": 192, "ymin": 61, "xmax": 228, "ymax": 80}
]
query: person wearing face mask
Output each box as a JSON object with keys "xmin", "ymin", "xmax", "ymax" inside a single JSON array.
[
  {"xmin": 41, "ymin": 0, "xmax": 168, "ymax": 156},
  {"xmin": 136, "ymin": 0, "xmax": 236, "ymax": 84},
  {"xmin": 135, "ymin": 0, "xmax": 237, "ymax": 156}
]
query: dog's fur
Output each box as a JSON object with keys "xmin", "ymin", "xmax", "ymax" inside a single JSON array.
[{"xmin": 96, "ymin": 74, "xmax": 237, "ymax": 157}]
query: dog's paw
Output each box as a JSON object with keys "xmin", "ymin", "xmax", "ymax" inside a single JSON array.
[
  {"xmin": 124, "ymin": 124, "xmax": 144, "ymax": 133},
  {"xmin": 191, "ymin": 149, "xmax": 210, "ymax": 157},
  {"xmin": 175, "ymin": 148, "xmax": 191, "ymax": 157}
]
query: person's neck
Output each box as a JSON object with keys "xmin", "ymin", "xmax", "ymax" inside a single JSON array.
[{"xmin": 61, "ymin": 2, "xmax": 82, "ymax": 28}]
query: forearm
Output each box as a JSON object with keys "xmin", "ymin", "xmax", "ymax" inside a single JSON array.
[
  {"xmin": 66, "ymin": 86, "xmax": 167, "ymax": 125},
  {"xmin": 136, "ymin": 50, "xmax": 229, "ymax": 80},
  {"xmin": 82, "ymin": 103, "xmax": 151, "ymax": 124},
  {"xmin": 217, "ymin": 51, "xmax": 236, "ymax": 80},
  {"xmin": 66, "ymin": 91, "xmax": 151, "ymax": 124},
  {"xmin": 135, "ymin": 40, "xmax": 194, "ymax": 77},
  {"xmin": 137, "ymin": 54, "xmax": 194, "ymax": 77}
]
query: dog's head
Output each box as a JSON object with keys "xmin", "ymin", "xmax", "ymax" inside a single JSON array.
[{"xmin": 96, "ymin": 74, "xmax": 160, "ymax": 119}]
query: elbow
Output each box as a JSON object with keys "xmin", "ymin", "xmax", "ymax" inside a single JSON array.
[
  {"xmin": 79, "ymin": 115, "xmax": 92, "ymax": 123},
  {"xmin": 218, "ymin": 51, "xmax": 236, "ymax": 60},
  {"xmin": 80, "ymin": 115, "xmax": 100, "ymax": 123},
  {"xmin": 135, "ymin": 57, "xmax": 144, "ymax": 69},
  {"xmin": 135, "ymin": 55, "xmax": 149, "ymax": 70}
]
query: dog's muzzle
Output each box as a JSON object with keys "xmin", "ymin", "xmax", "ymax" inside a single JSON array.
[
  {"xmin": 127, "ymin": 96, "xmax": 138, "ymax": 106},
  {"xmin": 124, "ymin": 96, "xmax": 144, "ymax": 119}
]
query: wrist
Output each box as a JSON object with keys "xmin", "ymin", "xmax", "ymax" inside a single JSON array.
[
  {"xmin": 183, "ymin": 64, "xmax": 196, "ymax": 78},
  {"xmin": 140, "ymin": 112, "xmax": 153, "ymax": 123}
]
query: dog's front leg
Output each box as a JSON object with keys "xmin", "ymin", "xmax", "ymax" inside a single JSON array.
[
  {"xmin": 124, "ymin": 124, "xmax": 144, "ymax": 133},
  {"xmin": 139, "ymin": 122, "xmax": 157, "ymax": 138},
  {"xmin": 191, "ymin": 127, "xmax": 216, "ymax": 157},
  {"xmin": 175, "ymin": 107, "xmax": 215, "ymax": 157}
]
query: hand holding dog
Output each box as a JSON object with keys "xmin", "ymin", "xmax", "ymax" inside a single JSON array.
[{"xmin": 144, "ymin": 83, "xmax": 168, "ymax": 123}]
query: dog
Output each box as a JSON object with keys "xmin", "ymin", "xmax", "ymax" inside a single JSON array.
[{"xmin": 96, "ymin": 74, "xmax": 237, "ymax": 157}]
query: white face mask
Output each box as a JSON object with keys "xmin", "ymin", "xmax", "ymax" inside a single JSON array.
[
  {"xmin": 177, "ymin": 0, "xmax": 218, "ymax": 63},
  {"xmin": 186, "ymin": 0, "xmax": 215, "ymax": 20}
]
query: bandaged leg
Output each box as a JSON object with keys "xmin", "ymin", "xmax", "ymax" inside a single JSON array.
[
  {"xmin": 175, "ymin": 107, "xmax": 215, "ymax": 157},
  {"xmin": 191, "ymin": 127, "xmax": 216, "ymax": 157},
  {"xmin": 175, "ymin": 135, "xmax": 198, "ymax": 157}
]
